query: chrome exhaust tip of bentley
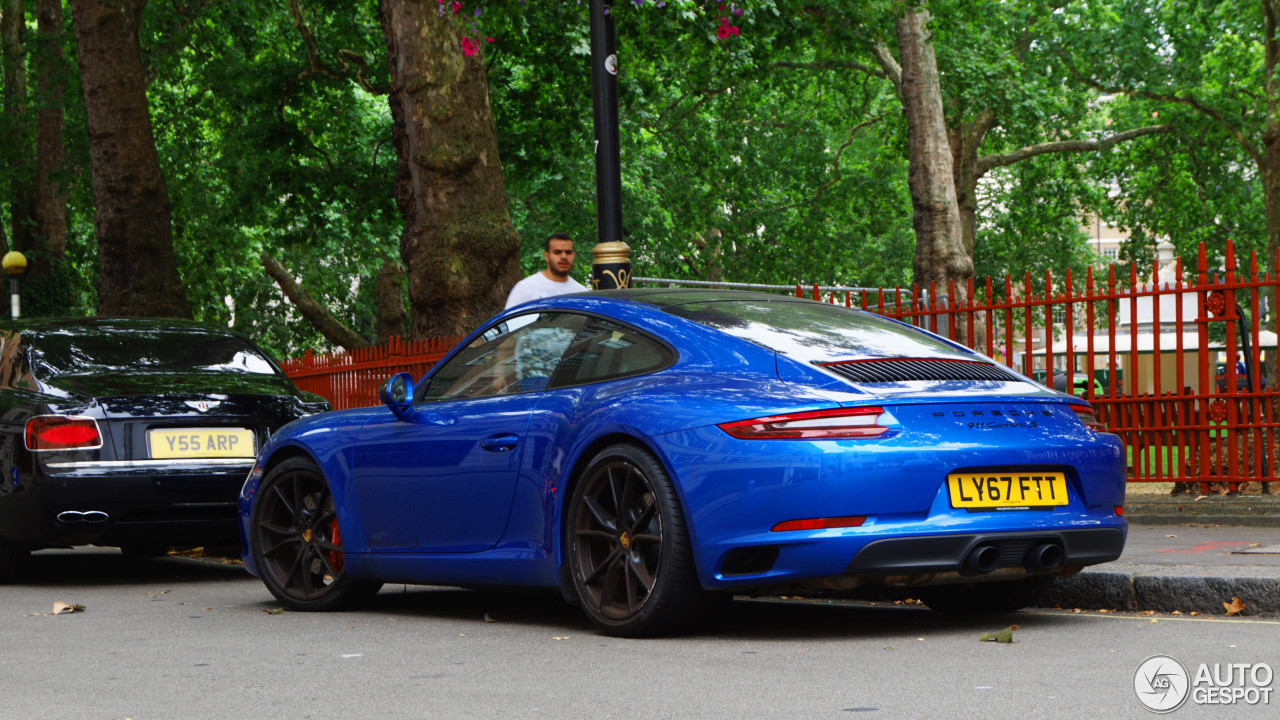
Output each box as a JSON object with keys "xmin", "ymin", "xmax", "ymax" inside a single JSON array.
[
  {"xmin": 56, "ymin": 510, "xmax": 110, "ymax": 524},
  {"xmin": 1023, "ymin": 542, "xmax": 1064, "ymax": 572},
  {"xmin": 961, "ymin": 544, "xmax": 1001, "ymax": 576}
]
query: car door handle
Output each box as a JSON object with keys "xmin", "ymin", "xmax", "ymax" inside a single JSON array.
[{"xmin": 480, "ymin": 434, "xmax": 520, "ymax": 452}]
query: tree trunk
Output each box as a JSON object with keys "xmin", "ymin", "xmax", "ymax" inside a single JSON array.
[
  {"xmin": 70, "ymin": 0, "xmax": 190, "ymax": 318},
  {"xmin": 949, "ymin": 111, "xmax": 996, "ymax": 264},
  {"xmin": 2, "ymin": 0, "xmax": 36, "ymax": 257},
  {"xmin": 375, "ymin": 255, "xmax": 407, "ymax": 344},
  {"xmin": 35, "ymin": 0, "xmax": 68, "ymax": 261},
  {"xmin": 378, "ymin": 0, "xmax": 520, "ymax": 338},
  {"xmin": 895, "ymin": 6, "xmax": 972, "ymax": 303}
]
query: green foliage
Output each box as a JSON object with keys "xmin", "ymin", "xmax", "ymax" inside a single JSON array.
[{"xmin": 0, "ymin": 0, "xmax": 1271, "ymax": 358}]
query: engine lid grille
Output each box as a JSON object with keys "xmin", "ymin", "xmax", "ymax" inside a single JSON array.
[{"xmin": 818, "ymin": 358, "xmax": 1025, "ymax": 384}]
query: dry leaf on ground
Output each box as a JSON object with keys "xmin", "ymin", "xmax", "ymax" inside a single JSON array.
[
  {"xmin": 51, "ymin": 602, "xmax": 85, "ymax": 615},
  {"xmin": 1224, "ymin": 597, "xmax": 1246, "ymax": 616}
]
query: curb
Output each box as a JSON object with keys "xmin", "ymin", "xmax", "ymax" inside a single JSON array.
[
  {"xmin": 1125, "ymin": 495, "xmax": 1280, "ymax": 528},
  {"xmin": 1041, "ymin": 563, "xmax": 1280, "ymax": 617}
]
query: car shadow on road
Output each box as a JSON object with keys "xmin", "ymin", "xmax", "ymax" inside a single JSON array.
[
  {"xmin": 333, "ymin": 585, "xmax": 1082, "ymax": 640},
  {"xmin": 22, "ymin": 548, "xmax": 251, "ymax": 588}
]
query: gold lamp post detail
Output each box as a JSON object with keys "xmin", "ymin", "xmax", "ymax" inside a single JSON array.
[
  {"xmin": 591, "ymin": 241, "xmax": 632, "ymax": 290},
  {"xmin": 2, "ymin": 251, "xmax": 27, "ymax": 320}
]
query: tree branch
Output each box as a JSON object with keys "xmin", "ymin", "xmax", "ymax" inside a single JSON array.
[
  {"xmin": 976, "ymin": 124, "xmax": 1175, "ymax": 175},
  {"xmin": 261, "ymin": 252, "xmax": 370, "ymax": 350},
  {"xmin": 1056, "ymin": 51, "xmax": 1258, "ymax": 165},
  {"xmin": 288, "ymin": 0, "xmax": 389, "ymax": 95},
  {"xmin": 870, "ymin": 43, "xmax": 902, "ymax": 96}
]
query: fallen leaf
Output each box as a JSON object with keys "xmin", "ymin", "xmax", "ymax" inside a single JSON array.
[
  {"xmin": 917, "ymin": 637, "xmax": 925, "ymax": 642},
  {"xmin": 979, "ymin": 625, "xmax": 1019, "ymax": 643},
  {"xmin": 1165, "ymin": 534, "xmax": 1178, "ymax": 538},
  {"xmin": 1249, "ymin": 543, "xmax": 1262, "ymax": 548},
  {"xmin": 52, "ymin": 602, "xmax": 85, "ymax": 615},
  {"xmin": 1224, "ymin": 597, "xmax": 1246, "ymax": 616},
  {"xmin": 262, "ymin": 607, "xmax": 284, "ymax": 615},
  {"xmin": 1190, "ymin": 611, "xmax": 1200, "ymax": 616},
  {"xmin": 552, "ymin": 636, "xmax": 569, "ymax": 641},
  {"xmin": 1227, "ymin": 645, "xmax": 1237, "ymax": 648},
  {"xmin": 1171, "ymin": 611, "xmax": 1183, "ymax": 616},
  {"xmin": 1149, "ymin": 619, "xmax": 1159, "ymax": 624},
  {"xmin": 1141, "ymin": 610, "xmax": 1156, "ymax": 616},
  {"xmin": 483, "ymin": 613, "xmax": 495, "ymax": 623}
]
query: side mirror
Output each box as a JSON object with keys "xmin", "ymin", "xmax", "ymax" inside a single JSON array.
[{"xmin": 379, "ymin": 372, "xmax": 417, "ymax": 421}]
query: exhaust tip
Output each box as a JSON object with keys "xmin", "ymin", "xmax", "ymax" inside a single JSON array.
[
  {"xmin": 1024, "ymin": 543, "xmax": 1064, "ymax": 572},
  {"xmin": 56, "ymin": 510, "xmax": 110, "ymax": 524},
  {"xmin": 962, "ymin": 544, "xmax": 1000, "ymax": 576}
]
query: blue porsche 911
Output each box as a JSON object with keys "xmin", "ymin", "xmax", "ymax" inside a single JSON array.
[{"xmin": 238, "ymin": 289, "xmax": 1125, "ymax": 637}]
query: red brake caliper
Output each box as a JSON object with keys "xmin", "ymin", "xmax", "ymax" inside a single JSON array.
[{"xmin": 327, "ymin": 518, "xmax": 343, "ymax": 573}]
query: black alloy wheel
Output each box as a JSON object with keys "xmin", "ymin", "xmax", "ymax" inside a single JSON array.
[
  {"xmin": 567, "ymin": 443, "xmax": 706, "ymax": 637},
  {"xmin": 251, "ymin": 457, "xmax": 380, "ymax": 610}
]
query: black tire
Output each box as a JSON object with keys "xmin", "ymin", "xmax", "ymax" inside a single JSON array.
[
  {"xmin": 0, "ymin": 539, "xmax": 30, "ymax": 583},
  {"xmin": 250, "ymin": 457, "xmax": 381, "ymax": 611},
  {"xmin": 916, "ymin": 576, "xmax": 1054, "ymax": 615},
  {"xmin": 566, "ymin": 443, "xmax": 706, "ymax": 637}
]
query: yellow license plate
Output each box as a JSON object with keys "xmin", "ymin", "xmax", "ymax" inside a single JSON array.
[
  {"xmin": 947, "ymin": 471, "xmax": 1069, "ymax": 509},
  {"xmin": 149, "ymin": 428, "xmax": 255, "ymax": 459}
]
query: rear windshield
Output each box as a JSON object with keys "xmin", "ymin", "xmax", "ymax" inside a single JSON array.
[
  {"xmin": 662, "ymin": 299, "xmax": 972, "ymax": 363},
  {"xmin": 31, "ymin": 327, "xmax": 279, "ymax": 375}
]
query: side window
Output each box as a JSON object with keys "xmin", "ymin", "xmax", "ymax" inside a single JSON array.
[
  {"xmin": 418, "ymin": 312, "xmax": 587, "ymax": 401},
  {"xmin": 550, "ymin": 318, "xmax": 674, "ymax": 388}
]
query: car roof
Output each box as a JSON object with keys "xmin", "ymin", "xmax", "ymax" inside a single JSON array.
[
  {"xmin": 0, "ymin": 316, "xmax": 238, "ymax": 335},
  {"xmin": 586, "ymin": 288, "xmax": 818, "ymax": 308}
]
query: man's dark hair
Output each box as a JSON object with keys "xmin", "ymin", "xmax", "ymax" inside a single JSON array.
[{"xmin": 545, "ymin": 233, "xmax": 574, "ymax": 251}]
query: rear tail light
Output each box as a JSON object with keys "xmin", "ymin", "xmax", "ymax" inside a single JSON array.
[
  {"xmin": 719, "ymin": 407, "xmax": 888, "ymax": 440},
  {"xmin": 1071, "ymin": 404, "xmax": 1107, "ymax": 432},
  {"xmin": 25, "ymin": 415, "xmax": 103, "ymax": 451}
]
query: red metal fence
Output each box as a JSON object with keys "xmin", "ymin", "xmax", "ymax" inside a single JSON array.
[
  {"xmin": 279, "ymin": 335, "xmax": 461, "ymax": 411},
  {"xmin": 279, "ymin": 240, "xmax": 1277, "ymax": 490},
  {"xmin": 804, "ymin": 240, "xmax": 1278, "ymax": 492}
]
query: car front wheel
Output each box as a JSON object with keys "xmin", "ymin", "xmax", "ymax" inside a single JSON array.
[
  {"xmin": 567, "ymin": 443, "xmax": 706, "ymax": 637},
  {"xmin": 250, "ymin": 457, "xmax": 381, "ymax": 611}
]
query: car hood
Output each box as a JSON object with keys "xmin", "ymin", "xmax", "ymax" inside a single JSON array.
[{"xmin": 44, "ymin": 371, "xmax": 301, "ymax": 400}]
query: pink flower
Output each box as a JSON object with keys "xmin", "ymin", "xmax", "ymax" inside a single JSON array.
[
  {"xmin": 451, "ymin": 1, "xmax": 461, "ymax": 15},
  {"xmin": 486, "ymin": 37, "xmax": 495, "ymax": 42},
  {"xmin": 716, "ymin": 25, "xmax": 730, "ymax": 39},
  {"xmin": 460, "ymin": 36, "xmax": 478, "ymax": 56}
]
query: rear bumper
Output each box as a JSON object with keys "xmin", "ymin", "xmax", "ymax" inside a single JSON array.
[{"xmin": 0, "ymin": 460, "xmax": 253, "ymax": 549}]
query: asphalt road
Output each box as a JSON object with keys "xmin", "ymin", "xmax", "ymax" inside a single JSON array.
[{"xmin": 1, "ymin": 548, "xmax": 1277, "ymax": 720}]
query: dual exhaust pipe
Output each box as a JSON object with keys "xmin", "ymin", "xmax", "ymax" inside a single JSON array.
[
  {"xmin": 961, "ymin": 541, "xmax": 1063, "ymax": 576},
  {"xmin": 56, "ymin": 510, "xmax": 109, "ymax": 524}
]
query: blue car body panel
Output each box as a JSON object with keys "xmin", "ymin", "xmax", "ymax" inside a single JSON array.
[{"xmin": 239, "ymin": 290, "xmax": 1127, "ymax": 595}]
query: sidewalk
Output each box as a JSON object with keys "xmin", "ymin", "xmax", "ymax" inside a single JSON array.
[{"xmin": 1041, "ymin": 510, "xmax": 1280, "ymax": 616}]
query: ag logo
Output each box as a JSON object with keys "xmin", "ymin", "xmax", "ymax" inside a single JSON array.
[{"xmin": 1135, "ymin": 655, "xmax": 1191, "ymax": 713}]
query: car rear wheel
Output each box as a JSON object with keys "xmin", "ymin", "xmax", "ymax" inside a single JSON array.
[
  {"xmin": 567, "ymin": 443, "xmax": 706, "ymax": 637},
  {"xmin": 251, "ymin": 457, "xmax": 381, "ymax": 611},
  {"xmin": 916, "ymin": 576, "xmax": 1054, "ymax": 614}
]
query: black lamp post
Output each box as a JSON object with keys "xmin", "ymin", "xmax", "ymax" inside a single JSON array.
[{"xmin": 588, "ymin": 0, "xmax": 632, "ymax": 289}]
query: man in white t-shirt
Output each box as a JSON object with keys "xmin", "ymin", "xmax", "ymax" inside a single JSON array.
[{"xmin": 504, "ymin": 233, "xmax": 587, "ymax": 309}]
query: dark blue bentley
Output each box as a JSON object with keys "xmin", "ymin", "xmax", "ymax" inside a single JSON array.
[{"xmin": 239, "ymin": 290, "xmax": 1126, "ymax": 636}]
